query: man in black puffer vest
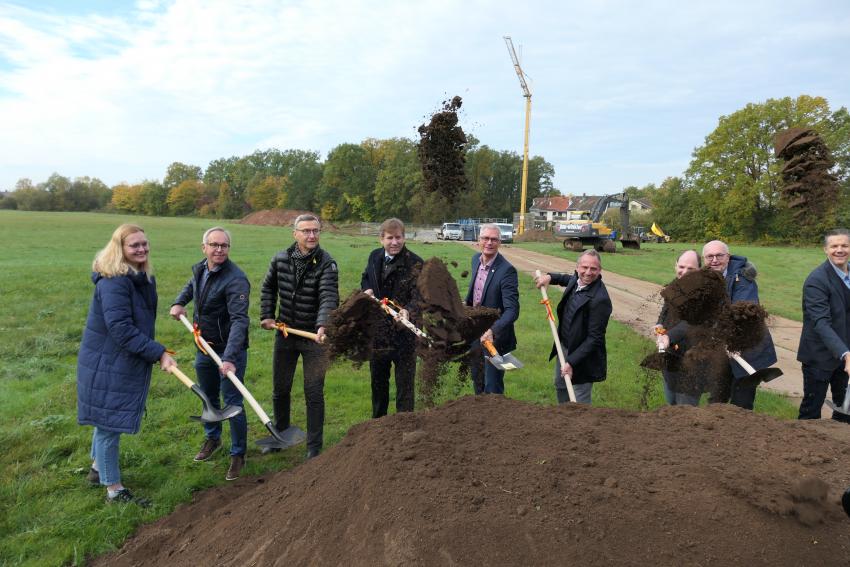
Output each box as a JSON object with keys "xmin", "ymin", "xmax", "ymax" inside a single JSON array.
[
  {"xmin": 171, "ymin": 227, "xmax": 250, "ymax": 481},
  {"xmin": 360, "ymin": 218, "xmax": 423, "ymax": 418},
  {"xmin": 260, "ymin": 214, "xmax": 339, "ymax": 459}
]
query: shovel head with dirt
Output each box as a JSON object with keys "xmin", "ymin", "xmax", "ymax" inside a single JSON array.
[{"xmin": 482, "ymin": 339, "xmax": 524, "ymax": 371}]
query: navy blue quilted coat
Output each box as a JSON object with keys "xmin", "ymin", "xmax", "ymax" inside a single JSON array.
[{"xmin": 77, "ymin": 271, "xmax": 166, "ymax": 434}]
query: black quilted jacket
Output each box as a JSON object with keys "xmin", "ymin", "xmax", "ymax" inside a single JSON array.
[{"xmin": 260, "ymin": 243, "xmax": 339, "ymax": 330}]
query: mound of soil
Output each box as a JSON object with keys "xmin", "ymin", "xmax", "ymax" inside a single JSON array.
[
  {"xmin": 239, "ymin": 208, "xmax": 314, "ymax": 227},
  {"xmin": 96, "ymin": 396, "xmax": 850, "ymax": 566},
  {"xmin": 514, "ymin": 228, "xmax": 557, "ymax": 243}
]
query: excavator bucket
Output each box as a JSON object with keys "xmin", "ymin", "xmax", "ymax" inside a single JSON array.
[{"xmin": 620, "ymin": 238, "xmax": 640, "ymax": 250}]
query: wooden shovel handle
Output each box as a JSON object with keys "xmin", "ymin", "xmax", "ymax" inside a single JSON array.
[
  {"xmin": 168, "ymin": 365, "xmax": 195, "ymax": 389},
  {"xmin": 482, "ymin": 339, "xmax": 499, "ymax": 356},
  {"xmin": 274, "ymin": 323, "xmax": 322, "ymax": 343},
  {"xmin": 728, "ymin": 352, "xmax": 757, "ymax": 375},
  {"xmin": 178, "ymin": 314, "xmax": 272, "ymax": 423},
  {"xmin": 536, "ymin": 270, "xmax": 576, "ymax": 403}
]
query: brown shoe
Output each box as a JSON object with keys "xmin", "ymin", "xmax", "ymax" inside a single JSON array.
[
  {"xmin": 226, "ymin": 454, "xmax": 245, "ymax": 481},
  {"xmin": 193, "ymin": 437, "xmax": 221, "ymax": 462}
]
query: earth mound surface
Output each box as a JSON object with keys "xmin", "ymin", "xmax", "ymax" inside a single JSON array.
[{"xmin": 96, "ymin": 396, "xmax": 850, "ymax": 566}]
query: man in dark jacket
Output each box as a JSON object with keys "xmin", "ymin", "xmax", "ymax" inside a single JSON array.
[
  {"xmin": 260, "ymin": 214, "xmax": 339, "ymax": 458},
  {"xmin": 361, "ymin": 218, "xmax": 423, "ymax": 417},
  {"xmin": 703, "ymin": 240, "xmax": 778, "ymax": 409},
  {"xmin": 797, "ymin": 229, "xmax": 850, "ymax": 422},
  {"xmin": 171, "ymin": 227, "xmax": 250, "ymax": 481},
  {"xmin": 465, "ymin": 223, "xmax": 519, "ymax": 395},
  {"xmin": 535, "ymin": 249, "xmax": 612, "ymax": 404}
]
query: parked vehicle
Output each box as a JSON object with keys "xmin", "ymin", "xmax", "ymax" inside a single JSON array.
[
  {"xmin": 438, "ymin": 223, "xmax": 463, "ymax": 240},
  {"xmin": 495, "ymin": 223, "xmax": 514, "ymax": 243}
]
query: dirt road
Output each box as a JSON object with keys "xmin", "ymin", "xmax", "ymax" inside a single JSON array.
[{"xmin": 485, "ymin": 244, "xmax": 808, "ymax": 405}]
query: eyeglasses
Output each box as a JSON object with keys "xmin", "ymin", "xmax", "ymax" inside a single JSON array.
[
  {"xmin": 296, "ymin": 229, "xmax": 321, "ymax": 235},
  {"xmin": 479, "ymin": 237, "xmax": 500, "ymax": 243},
  {"xmin": 126, "ymin": 242, "xmax": 149, "ymax": 250},
  {"xmin": 705, "ymin": 253, "xmax": 728, "ymax": 261},
  {"xmin": 206, "ymin": 242, "xmax": 230, "ymax": 249}
]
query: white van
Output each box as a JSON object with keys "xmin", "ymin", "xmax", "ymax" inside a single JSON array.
[
  {"xmin": 496, "ymin": 223, "xmax": 514, "ymax": 243},
  {"xmin": 438, "ymin": 223, "xmax": 463, "ymax": 240}
]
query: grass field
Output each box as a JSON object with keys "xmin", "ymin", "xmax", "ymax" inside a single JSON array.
[
  {"xmin": 513, "ymin": 240, "xmax": 825, "ymax": 322},
  {"xmin": 0, "ymin": 211, "xmax": 797, "ymax": 566}
]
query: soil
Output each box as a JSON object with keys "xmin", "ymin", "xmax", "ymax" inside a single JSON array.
[
  {"xmin": 775, "ymin": 127, "xmax": 839, "ymax": 242},
  {"xmin": 417, "ymin": 96, "xmax": 468, "ymax": 203},
  {"xmin": 415, "ymin": 257, "xmax": 499, "ymax": 403},
  {"xmin": 325, "ymin": 291, "xmax": 386, "ymax": 365},
  {"xmin": 239, "ymin": 208, "xmax": 313, "ymax": 227},
  {"xmin": 95, "ymin": 395, "xmax": 850, "ymax": 567}
]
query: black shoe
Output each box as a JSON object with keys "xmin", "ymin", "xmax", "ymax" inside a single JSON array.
[
  {"xmin": 261, "ymin": 446, "xmax": 282, "ymax": 455},
  {"xmin": 87, "ymin": 467, "xmax": 100, "ymax": 486},
  {"xmin": 106, "ymin": 488, "xmax": 151, "ymax": 508},
  {"xmin": 306, "ymin": 447, "xmax": 321, "ymax": 459},
  {"xmin": 193, "ymin": 437, "xmax": 222, "ymax": 462}
]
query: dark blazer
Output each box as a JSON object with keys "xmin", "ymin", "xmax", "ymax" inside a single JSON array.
[
  {"xmin": 464, "ymin": 253, "xmax": 519, "ymax": 353},
  {"xmin": 173, "ymin": 258, "xmax": 250, "ymax": 362},
  {"xmin": 798, "ymin": 260, "xmax": 850, "ymax": 371},
  {"xmin": 548, "ymin": 273, "xmax": 612, "ymax": 384},
  {"xmin": 360, "ymin": 245, "xmax": 423, "ymax": 347},
  {"xmin": 725, "ymin": 254, "xmax": 778, "ymax": 378},
  {"xmin": 77, "ymin": 272, "xmax": 166, "ymax": 434}
]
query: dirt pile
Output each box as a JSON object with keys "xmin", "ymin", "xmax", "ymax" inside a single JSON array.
[
  {"xmin": 417, "ymin": 96, "xmax": 468, "ymax": 203},
  {"xmin": 514, "ymin": 228, "xmax": 557, "ymax": 243},
  {"xmin": 240, "ymin": 209, "xmax": 313, "ymax": 226},
  {"xmin": 96, "ymin": 395, "xmax": 850, "ymax": 566},
  {"xmin": 775, "ymin": 127, "xmax": 839, "ymax": 241}
]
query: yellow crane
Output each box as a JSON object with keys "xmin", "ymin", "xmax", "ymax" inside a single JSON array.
[{"xmin": 504, "ymin": 36, "xmax": 531, "ymax": 235}]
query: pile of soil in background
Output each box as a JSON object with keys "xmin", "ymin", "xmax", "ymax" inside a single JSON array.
[
  {"xmin": 775, "ymin": 127, "xmax": 839, "ymax": 242},
  {"xmin": 417, "ymin": 96, "xmax": 468, "ymax": 203},
  {"xmin": 95, "ymin": 395, "xmax": 850, "ymax": 566},
  {"xmin": 239, "ymin": 208, "xmax": 313, "ymax": 226},
  {"xmin": 513, "ymin": 228, "xmax": 558, "ymax": 243}
]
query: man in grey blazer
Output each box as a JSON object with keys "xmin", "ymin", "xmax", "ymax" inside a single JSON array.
[
  {"xmin": 798, "ymin": 228, "xmax": 850, "ymax": 422},
  {"xmin": 465, "ymin": 223, "xmax": 519, "ymax": 395}
]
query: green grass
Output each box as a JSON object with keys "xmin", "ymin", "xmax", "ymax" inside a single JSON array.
[
  {"xmin": 0, "ymin": 211, "xmax": 796, "ymax": 566},
  {"xmin": 513, "ymin": 240, "xmax": 825, "ymax": 321}
]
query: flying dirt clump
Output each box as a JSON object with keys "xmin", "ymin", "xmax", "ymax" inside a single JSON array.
[
  {"xmin": 775, "ymin": 127, "xmax": 839, "ymax": 242},
  {"xmin": 324, "ymin": 291, "xmax": 386, "ymax": 365},
  {"xmin": 416, "ymin": 258, "xmax": 499, "ymax": 403},
  {"xmin": 417, "ymin": 96, "xmax": 468, "ymax": 203}
]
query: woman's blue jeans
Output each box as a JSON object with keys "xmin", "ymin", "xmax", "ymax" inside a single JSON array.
[{"xmin": 90, "ymin": 427, "xmax": 122, "ymax": 486}]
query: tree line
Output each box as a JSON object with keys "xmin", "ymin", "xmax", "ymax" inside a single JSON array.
[
  {"xmin": 2, "ymin": 95, "xmax": 848, "ymax": 242},
  {"xmin": 0, "ymin": 137, "xmax": 555, "ymax": 224}
]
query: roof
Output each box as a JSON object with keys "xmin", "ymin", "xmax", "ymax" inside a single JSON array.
[{"xmin": 530, "ymin": 196, "xmax": 570, "ymax": 212}]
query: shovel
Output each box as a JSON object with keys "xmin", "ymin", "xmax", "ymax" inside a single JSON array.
[
  {"xmin": 728, "ymin": 352, "xmax": 784, "ymax": 389},
  {"xmin": 482, "ymin": 339, "xmax": 524, "ymax": 371},
  {"xmin": 271, "ymin": 321, "xmax": 325, "ymax": 343},
  {"xmin": 535, "ymin": 270, "xmax": 576, "ymax": 402},
  {"xmin": 370, "ymin": 295, "xmax": 432, "ymax": 344},
  {"xmin": 178, "ymin": 315, "xmax": 305, "ymax": 450},
  {"xmin": 167, "ymin": 364, "xmax": 243, "ymax": 423}
]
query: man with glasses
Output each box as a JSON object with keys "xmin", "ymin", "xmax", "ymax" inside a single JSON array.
[
  {"xmin": 170, "ymin": 227, "xmax": 250, "ymax": 480},
  {"xmin": 464, "ymin": 223, "xmax": 519, "ymax": 395},
  {"xmin": 702, "ymin": 240, "xmax": 777, "ymax": 409},
  {"xmin": 260, "ymin": 214, "xmax": 339, "ymax": 459}
]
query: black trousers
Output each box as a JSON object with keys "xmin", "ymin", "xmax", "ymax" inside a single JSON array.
[
  {"xmin": 272, "ymin": 334, "xmax": 329, "ymax": 451},
  {"xmin": 799, "ymin": 364, "xmax": 850, "ymax": 422},
  {"xmin": 369, "ymin": 347, "xmax": 416, "ymax": 418}
]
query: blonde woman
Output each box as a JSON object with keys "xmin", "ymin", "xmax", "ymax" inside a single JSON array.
[{"xmin": 77, "ymin": 224, "xmax": 175, "ymax": 505}]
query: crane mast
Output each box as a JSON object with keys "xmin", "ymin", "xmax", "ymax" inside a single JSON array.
[{"xmin": 504, "ymin": 36, "xmax": 531, "ymax": 235}]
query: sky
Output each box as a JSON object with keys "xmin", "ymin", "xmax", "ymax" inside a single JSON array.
[{"xmin": 1, "ymin": 0, "xmax": 849, "ymax": 195}]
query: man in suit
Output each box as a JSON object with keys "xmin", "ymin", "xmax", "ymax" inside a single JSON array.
[
  {"xmin": 534, "ymin": 249, "xmax": 612, "ymax": 404},
  {"xmin": 465, "ymin": 223, "xmax": 519, "ymax": 395},
  {"xmin": 703, "ymin": 240, "xmax": 777, "ymax": 409},
  {"xmin": 797, "ymin": 229, "xmax": 850, "ymax": 422},
  {"xmin": 361, "ymin": 218, "xmax": 423, "ymax": 418}
]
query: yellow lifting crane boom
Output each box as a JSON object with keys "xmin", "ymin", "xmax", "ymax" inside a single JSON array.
[{"xmin": 504, "ymin": 35, "xmax": 531, "ymax": 235}]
